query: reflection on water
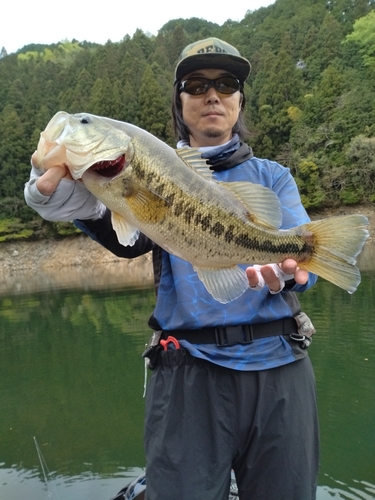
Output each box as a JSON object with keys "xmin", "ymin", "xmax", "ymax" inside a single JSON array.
[
  {"xmin": 0, "ymin": 465, "xmax": 144, "ymax": 500},
  {"xmin": 0, "ymin": 286, "xmax": 153, "ymax": 500},
  {"xmin": 0, "ymin": 255, "xmax": 154, "ymax": 297},
  {"xmin": 0, "ymin": 266, "xmax": 374, "ymax": 499},
  {"xmin": 319, "ymin": 477, "xmax": 375, "ymax": 500}
]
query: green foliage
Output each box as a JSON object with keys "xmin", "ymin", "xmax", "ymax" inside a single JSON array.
[
  {"xmin": 0, "ymin": 218, "xmax": 34, "ymax": 242},
  {"xmin": 51, "ymin": 221, "xmax": 81, "ymax": 236},
  {"xmin": 339, "ymin": 188, "xmax": 362, "ymax": 205},
  {"xmin": 0, "ymin": 0, "xmax": 374, "ymax": 237},
  {"xmin": 138, "ymin": 64, "xmax": 171, "ymax": 141},
  {"xmin": 294, "ymin": 160, "xmax": 326, "ymax": 209},
  {"xmin": 343, "ymin": 11, "xmax": 375, "ymax": 67},
  {"xmin": 343, "ymin": 134, "xmax": 375, "ymax": 202},
  {"xmin": 17, "ymin": 40, "xmax": 84, "ymax": 66},
  {"xmin": 160, "ymin": 17, "xmax": 219, "ymax": 36}
]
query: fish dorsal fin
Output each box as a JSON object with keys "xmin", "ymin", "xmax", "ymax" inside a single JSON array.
[
  {"xmin": 195, "ymin": 265, "xmax": 249, "ymax": 303},
  {"xmin": 220, "ymin": 181, "xmax": 282, "ymax": 229},
  {"xmin": 111, "ymin": 211, "xmax": 140, "ymax": 246},
  {"xmin": 176, "ymin": 147, "xmax": 213, "ymax": 181}
]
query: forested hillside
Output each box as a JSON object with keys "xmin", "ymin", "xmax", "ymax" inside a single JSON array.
[{"xmin": 0, "ymin": 0, "xmax": 374, "ymax": 240}]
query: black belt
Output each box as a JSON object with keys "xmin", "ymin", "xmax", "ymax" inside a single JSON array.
[{"xmin": 160, "ymin": 318, "xmax": 298, "ymax": 347}]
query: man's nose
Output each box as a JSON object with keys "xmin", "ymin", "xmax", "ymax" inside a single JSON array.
[{"xmin": 204, "ymin": 87, "xmax": 220, "ymax": 103}]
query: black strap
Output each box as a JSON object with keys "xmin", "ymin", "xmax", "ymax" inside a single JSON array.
[{"xmin": 161, "ymin": 318, "xmax": 298, "ymax": 347}]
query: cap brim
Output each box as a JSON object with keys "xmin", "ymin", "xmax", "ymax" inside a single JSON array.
[{"xmin": 175, "ymin": 53, "xmax": 251, "ymax": 83}]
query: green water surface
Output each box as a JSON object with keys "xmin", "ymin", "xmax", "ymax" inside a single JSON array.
[{"xmin": 0, "ymin": 272, "xmax": 374, "ymax": 499}]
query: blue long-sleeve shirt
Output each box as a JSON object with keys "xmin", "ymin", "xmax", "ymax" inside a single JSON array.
[{"xmin": 75, "ymin": 143, "xmax": 317, "ymax": 371}]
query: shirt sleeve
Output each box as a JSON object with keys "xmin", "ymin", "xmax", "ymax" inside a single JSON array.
[
  {"xmin": 74, "ymin": 209, "xmax": 156, "ymax": 258},
  {"xmin": 24, "ymin": 164, "xmax": 105, "ymax": 222}
]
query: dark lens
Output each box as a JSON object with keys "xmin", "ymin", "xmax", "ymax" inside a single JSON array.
[
  {"xmin": 182, "ymin": 78, "xmax": 209, "ymax": 95},
  {"xmin": 215, "ymin": 77, "xmax": 241, "ymax": 94},
  {"xmin": 179, "ymin": 77, "xmax": 241, "ymax": 95}
]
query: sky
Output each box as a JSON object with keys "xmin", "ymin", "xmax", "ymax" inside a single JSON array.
[{"xmin": 2, "ymin": 0, "xmax": 275, "ymax": 55}]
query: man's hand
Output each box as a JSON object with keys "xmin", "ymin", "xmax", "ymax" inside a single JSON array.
[
  {"xmin": 32, "ymin": 151, "xmax": 73, "ymax": 196},
  {"xmin": 246, "ymin": 259, "xmax": 308, "ymax": 293}
]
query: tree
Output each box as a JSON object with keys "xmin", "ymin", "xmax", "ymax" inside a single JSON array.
[
  {"xmin": 138, "ymin": 65, "xmax": 169, "ymax": 141},
  {"xmin": 0, "ymin": 105, "xmax": 29, "ymax": 203},
  {"xmin": 70, "ymin": 68, "xmax": 94, "ymax": 113},
  {"xmin": 0, "ymin": 0, "xmax": 375, "ymax": 230},
  {"xmin": 165, "ymin": 24, "xmax": 188, "ymax": 65},
  {"xmin": 6, "ymin": 78, "xmax": 26, "ymax": 113},
  {"xmin": 132, "ymin": 29, "xmax": 154, "ymax": 59},
  {"xmin": 343, "ymin": 11, "xmax": 375, "ymax": 69},
  {"xmin": 89, "ymin": 78, "xmax": 105, "ymax": 116},
  {"xmin": 328, "ymin": 0, "xmax": 375, "ymax": 28},
  {"xmin": 29, "ymin": 104, "xmax": 54, "ymax": 148},
  {"xmin": 294, "ymin": 159, "xmax": 325, "ymax": 208},
  {"xmin": 120, "ymin": 81, "xmax": 139, "ymax": 125},
  {"xmin": 250, "ymin": 37, "xmax": 304, "ymax": 158},
  {"xmin": 119, "ymin": 51, "xmax": 147, "ymax": 94},
  {"xmin": 303, "ymin": 13, "xmax": 344, "ymax": 82},
  {"xmin": 342, "ymin": 135, "xmax": 375, "ymax": 202}
]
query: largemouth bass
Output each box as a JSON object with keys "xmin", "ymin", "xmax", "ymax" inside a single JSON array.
[{"xmin": 34, "ymin": 111, "xmax": 369, "ymax": 303}]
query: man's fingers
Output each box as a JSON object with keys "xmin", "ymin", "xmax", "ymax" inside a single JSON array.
[
  {"xmin": 246, "ymin": 265, "xmax": 280, "ymax": 292},
  {"xmin": 280, "ymin": 259, "xmax": 308, "ymax": 285},
  {"xmin": 279, "ymin": 258, "xmax": 297, "ymax": 275},
  {"xmin": 31, "ymin": 151, "xmax": 39, "ymax": 167},
  {"xmin": 260, "ymin": 265, "xmax": 281, "ymax": 292},
  {"xmin": 36, "ymin": 166, "xmax": 69, "ymax": 196},
  {"xmin": 246, "ymin": 267, "xmax": 260, "ymax": 288},
  {"xmin": 294, "ymin": 268, "xmax": 309, "ymax": 284},
  {"xmin": 246, "ymin": 260, "xmax": 309, "ymax": 293}
]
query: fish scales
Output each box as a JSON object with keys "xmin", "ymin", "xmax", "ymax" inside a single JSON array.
[
  {"xmin": 127, "ymin": 140, "xmax": 313, "ymax": 265},
  {"xmin": 34, "ymin": 111, "xmax": 369, "ymax": 302}
]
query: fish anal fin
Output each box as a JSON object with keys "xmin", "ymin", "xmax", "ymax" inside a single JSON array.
[
  {"xmin": 195, "ymin": 265, "xmax": 249, "ymax": 303},
  {"xmin": 111, "ymin": 211, "xmax": 140, "ymax": 246},
  {"xmin": 220, "ymin": 181, "xmax": 282, "ymax": 229}
]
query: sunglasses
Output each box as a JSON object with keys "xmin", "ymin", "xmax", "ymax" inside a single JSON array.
[{"xmin": 179, "ymin": 76, "xmax": 242, "ymax": 96}]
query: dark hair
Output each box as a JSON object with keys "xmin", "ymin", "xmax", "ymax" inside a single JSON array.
[{"xmin": 171, "ymin": 82, "xmax": 250, "ymax": 143}]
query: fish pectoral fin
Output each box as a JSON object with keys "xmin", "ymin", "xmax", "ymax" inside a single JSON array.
[
  {"xmin": 111, "ymin": 211, "xmax": 140, "ymax": 246},
  {"xmin": 175, "ymin": 147, "xmax": 213, "ymax": 181},
  {"xmin": 194, "ymin": 265, "xmax": 249, "ymax": 304},
  {"xmin": 126, "ymin": 185, "xmax": 170, "ymax": 222},
  {"xmin": 220, "ymin": 181, "xmax": 282, "ymax": 229}
]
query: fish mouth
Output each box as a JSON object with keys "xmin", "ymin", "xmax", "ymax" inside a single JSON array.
[{"xmin": 88, "ymin": 154, "xmax": 125, "ymax": 178}]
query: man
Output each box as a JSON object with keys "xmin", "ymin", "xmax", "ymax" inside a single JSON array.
[{"xmin": 25, "ymin": 37, "xmax": 319, "ymax": 500}]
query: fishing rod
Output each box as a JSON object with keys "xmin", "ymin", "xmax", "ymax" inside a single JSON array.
[{"xmin": 33, "ymin": 436, "xmax": 61, "ymax": 500}]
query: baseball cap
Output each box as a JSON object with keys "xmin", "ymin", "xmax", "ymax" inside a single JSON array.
[{"xmin": 175, "ymin": 37, "xmax": 251, "ymax": 83}]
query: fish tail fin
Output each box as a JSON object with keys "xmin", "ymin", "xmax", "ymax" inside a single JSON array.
[{"xmin": 298, "ymin": 214, "xmax": 369, "ymax": 293}]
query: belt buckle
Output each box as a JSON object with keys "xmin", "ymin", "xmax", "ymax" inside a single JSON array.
[{"xmin": 214, "ymin": 325, "xmax": 253, "ymax": 347}]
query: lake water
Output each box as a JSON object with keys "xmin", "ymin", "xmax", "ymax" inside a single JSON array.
[{"xmin": 0, "ymin": 247, "xmax": 374, "ymax": 500}]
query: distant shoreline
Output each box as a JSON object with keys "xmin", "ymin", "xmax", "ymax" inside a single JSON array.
[
  {"xmin": 0, "ymin": 203, "xmax": 373, "ymax": 296},
  {"xmin": 0, "ymin": 234, "xmax": 154, "ymax": 296}
]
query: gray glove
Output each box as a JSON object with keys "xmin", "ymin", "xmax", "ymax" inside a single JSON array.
[{"xmin": 24, "ymin": 164, "xmax": 105, "ymax": 222}]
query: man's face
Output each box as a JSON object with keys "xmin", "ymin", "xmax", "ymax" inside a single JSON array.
[{"xmin": 179, "ymin": 68, "xmax": 243, "ymax": 148}]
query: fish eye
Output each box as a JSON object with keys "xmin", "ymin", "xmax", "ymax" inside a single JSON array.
[{"xmin": 80, "ymin": 116, "xmax": 90, "ymax": 124}]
